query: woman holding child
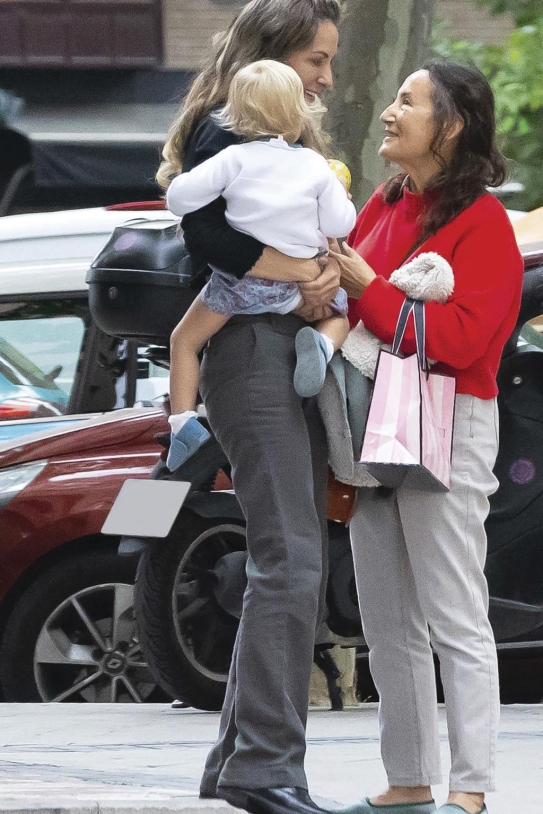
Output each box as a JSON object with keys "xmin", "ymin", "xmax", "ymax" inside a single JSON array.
[{"xmin": 158, "ymin": 3, "xmax": 345, "ymax": 814}]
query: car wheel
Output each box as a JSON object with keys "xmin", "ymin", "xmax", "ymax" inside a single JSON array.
[
  {"xmin": 0, "ymin": 546, "xmax": 167, "ymax": 703},
  {"xmin": 135, "ymin": 510, "xmax": 246, "ymax": 710}
]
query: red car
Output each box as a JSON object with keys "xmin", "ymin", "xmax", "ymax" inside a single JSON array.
[{"xmin": 0, "ymin": 407, "xmax": 170, "ymax": 703}]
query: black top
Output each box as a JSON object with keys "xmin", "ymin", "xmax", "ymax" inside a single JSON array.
[{"xmin": 180, "ymin": 114, "xmax": 266, "ymax": 287}]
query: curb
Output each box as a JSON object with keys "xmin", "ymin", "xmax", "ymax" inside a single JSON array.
[{"xmin": 0, "ymin": 799, "xmax": 241, "ymax": 814}]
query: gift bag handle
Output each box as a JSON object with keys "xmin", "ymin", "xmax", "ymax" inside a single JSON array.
[{"xmin": 392, "ymin": 298, "xmax": 428, "ymax": 373}]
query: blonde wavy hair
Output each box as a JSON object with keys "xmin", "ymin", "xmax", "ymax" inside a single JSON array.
[
  {"xmin": 214, "ymin": 60, "xmax": 324, "ymax": 148},
  {"xmin": 156, "ymin": 0, "xmax": 341, "ymax": 189}
]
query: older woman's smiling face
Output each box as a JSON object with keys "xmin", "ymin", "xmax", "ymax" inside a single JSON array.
[{"xmin": 379, "ymin": 70, "xmax": 438, "ymax": 174}]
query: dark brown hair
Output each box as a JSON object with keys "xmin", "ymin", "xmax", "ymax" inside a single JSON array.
[{"xmin": 384, "ymin": 60, "xmax": 507, "ymax": 241}]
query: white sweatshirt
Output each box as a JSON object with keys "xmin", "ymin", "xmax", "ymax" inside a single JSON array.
[{"xmin": 166, "ymin": 136, "xmax": 356, "ymax": 258}]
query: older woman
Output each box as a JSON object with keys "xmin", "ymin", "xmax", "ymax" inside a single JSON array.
[{"xmin": 332, "ymin": 62, "xmax": 523, "ymax": 814}]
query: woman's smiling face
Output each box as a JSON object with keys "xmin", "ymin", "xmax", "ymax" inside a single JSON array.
[
  {"xmin": 379, "ymin": 69, "xmax": 437, "ymax": 171},
  {"xmin": 284, "ymin": 21, "xmax": 338, "ymax": 104}
]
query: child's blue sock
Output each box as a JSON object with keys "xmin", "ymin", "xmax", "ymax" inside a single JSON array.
[
  {"xmin": 166, "ymin": 416, "xmax": 210, "ymax": 471},
  {"xmin": 293, "ymin": 327, "xmax": 331, "ymax": 398}
]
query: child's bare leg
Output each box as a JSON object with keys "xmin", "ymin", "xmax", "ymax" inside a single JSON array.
[
  {"xmin": 315, "ymin": 314, "xmax": 350, "ymax": 353},
  {"xmin": 169, "ymin": 296, "xmax": 228, "ymax": 414},
  {"xmin": 293, "ymin": 315, "xmax": 349, "ymax": 399},
  {"xmin": 167, "ymin": 297, "xmax": 227, "ymax": 470}
]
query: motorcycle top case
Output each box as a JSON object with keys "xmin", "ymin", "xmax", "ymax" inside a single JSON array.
[{"xmin": 86, "ymin": 219, "xmax": 197, "ymax": 345}]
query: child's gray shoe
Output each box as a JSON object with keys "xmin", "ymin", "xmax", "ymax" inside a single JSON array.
[
  {"xmin": 436, "ymin": 806, "xmax": 486, "ymax": 814},
  {"xmin": 294, "ymin": 326, "xmax": 328, "ymax": 397},
  {"xmin": 166, "ymin": 417, "xmax": 210, "ymax": 471},
  {"xmin": 333, "ymin": 799, "xmax": 436, "ymax": 814}
]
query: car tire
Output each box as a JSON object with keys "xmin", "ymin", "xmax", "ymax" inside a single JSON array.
[
  {"xmin": 135, "ymin": 510, "xmax": 246, "ymax": 711},
  {"xmin": 0, "ymin": 545, "xmax": 167, "ymax": 703}
]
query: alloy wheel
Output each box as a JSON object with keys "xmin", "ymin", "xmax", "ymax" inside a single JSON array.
[{"xmin": 34, "ymin": 583, "xmax": 156, "ymax": 702}]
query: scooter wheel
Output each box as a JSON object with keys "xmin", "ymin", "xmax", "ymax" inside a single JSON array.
[{"xmin": 134, "ymin": 509, "xmax": 246, "ymax": 710}]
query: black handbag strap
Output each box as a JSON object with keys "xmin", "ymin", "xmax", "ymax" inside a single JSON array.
[
  {"xmin": 392, "ymin": 298, "xmax": 428, "ymax": 373},
  {"xmin": 391, "ymin": 298, "xmax": 414, "ymax": 354}
]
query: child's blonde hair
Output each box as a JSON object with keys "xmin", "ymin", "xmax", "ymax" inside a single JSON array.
[{"xmin": 214, "ymin": 60, "xmax": 325, "ymax": 148}]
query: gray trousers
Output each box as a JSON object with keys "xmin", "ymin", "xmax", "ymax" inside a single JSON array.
[
  {"xmin": 199, "ymin": 313, "xmax": 329, "ymax": 793},
  {"xmin": 350, "ymin": 394, "xmax": 500, "ymax": 792}
]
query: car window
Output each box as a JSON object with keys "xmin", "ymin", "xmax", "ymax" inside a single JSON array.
[
  {"xmin": 0, "ymin": 300, "xmax": 87, "ymax": 408},
  {"xmin": 0, "ymin": 299, "xmax": 171, "ymax": 421},
  {"xmin": 520, "ymin": 321, "xmax": 543, "ymax": 350},
  {"xmin": 136, "ymin": 347, "xmax": 170, "ymax": 404},
  {"xmin": 0, "ymin": 336, "xmax": 67, "ymax": 389},
  {"xmin": 113, "ymin": 343, "xmax": 170, "ymax": 408}
]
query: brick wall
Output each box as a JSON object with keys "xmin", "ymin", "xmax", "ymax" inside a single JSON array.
[
  {"xmin": 162, "ymin": 0, "xmax": 515, "ymax": 71},
  {"xmin": 437, "ymin": 0, "xmax": 514, "ymax": 44},
  {"xmin": 163, "ymin": 0, "xmax": 244, "ymax": 70}
]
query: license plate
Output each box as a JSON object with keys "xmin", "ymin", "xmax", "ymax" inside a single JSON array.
[{"xmin": 102, "ymin": 479, "xmax": 191, "ymax": 538}]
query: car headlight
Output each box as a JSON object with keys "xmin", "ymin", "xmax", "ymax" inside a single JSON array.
[{"xmin": 0, "ymin": 461, "xmax": 48, "ymax": 511}]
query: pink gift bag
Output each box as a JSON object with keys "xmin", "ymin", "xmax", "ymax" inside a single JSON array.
[{"xmin": 360, "ymin": 299, "xmax": 456, "ymax": 491}]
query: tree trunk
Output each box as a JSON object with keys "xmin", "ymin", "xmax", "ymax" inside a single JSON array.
[{"xmin": 326, "ymin": 0, "xmax": 435, "ymax": 208}]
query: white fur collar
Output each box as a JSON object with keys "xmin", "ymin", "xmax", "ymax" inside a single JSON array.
[{"xmin": 341, "ymin": 252, "xmax": 454, "ymax": 379}]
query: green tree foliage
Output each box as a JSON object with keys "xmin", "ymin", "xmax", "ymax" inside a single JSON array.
[
  {"xmin": 476, "ymin": 0, "xmax": 540, "ymax": 26},
  {"xmin": 433, "ymin": 3, "xmax": 543, "ymax": 210}
]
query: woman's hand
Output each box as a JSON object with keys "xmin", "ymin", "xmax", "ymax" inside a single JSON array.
[
  {"xmin": 298, "ymin": 253, "xmax": 340, "ymax": 305},
  {"xmin": 329, "ymin": 242, "xmax": 377, "ymax": 299},
  {"xmin": 249, "ymin": 247, "xmax": 341, "ymax": 321},
  {"xmin": 247, "ymin": 246, "xmax": 343, "ymax": 321},
  {"xmin": 294, "ymin": 254, "xmax": 340, "ymax": 321},
  {"xmin": 294, "ymin": 301, "xmax": 334, "ymax": 322},
  {"xmin": 248, "ymin": 247, "xmax": 321, "ymax": 283}
]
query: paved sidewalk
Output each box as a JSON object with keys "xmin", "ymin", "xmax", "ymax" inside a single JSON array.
[{"xmin": 0, "ymin": 704, "xmax": 541, "ymax": 813}]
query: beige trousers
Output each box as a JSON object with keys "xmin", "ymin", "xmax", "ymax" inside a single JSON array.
[{"xmin": 350, "ymin": 394, "xmax": 500, "ymax": 792}]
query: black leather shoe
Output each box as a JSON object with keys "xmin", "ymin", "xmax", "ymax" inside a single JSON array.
[{"xmin": 217, "ymin": 786, "xmax": 330, "ymax": 814}]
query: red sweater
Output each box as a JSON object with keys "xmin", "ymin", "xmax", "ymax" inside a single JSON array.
[{"xmin": 348, "ymin": 186, "xmax": 524, "ymax": 398}]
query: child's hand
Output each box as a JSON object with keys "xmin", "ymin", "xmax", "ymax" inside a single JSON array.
[
  {"xmin": 328, "ymin": 159, "xmax": 351, "ymax": 191},
  {"xmin": 337, "ymin": 177, "xmax": 353, "ymax": 199}
]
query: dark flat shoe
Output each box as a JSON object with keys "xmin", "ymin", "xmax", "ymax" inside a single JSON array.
[{"xmin": 217, "ymin": 786, "xmax": 329, "ymax": 814}]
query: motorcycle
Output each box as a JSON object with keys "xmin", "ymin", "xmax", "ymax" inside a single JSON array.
[{"xmin": 90, "ymin": 220, "xmax": 543, "ymax": 709}]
